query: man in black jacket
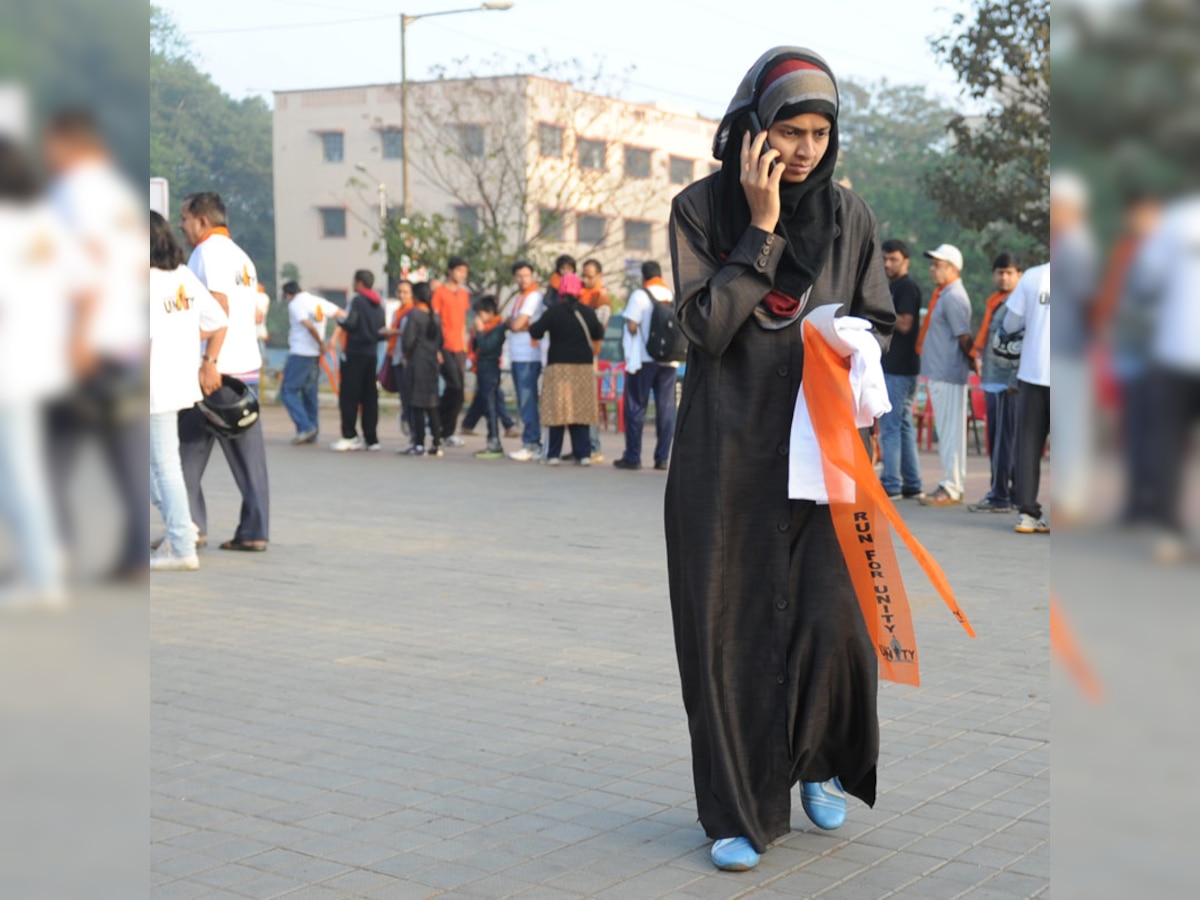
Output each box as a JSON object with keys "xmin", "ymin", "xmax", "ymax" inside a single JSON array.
[{"xmin": 331, "ymin": 270, "xmax": 386, "ymax": 451}]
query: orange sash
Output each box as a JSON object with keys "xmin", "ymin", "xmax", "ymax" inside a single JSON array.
[
  {"xmin": 972, "ymin": 290, "xmax": 1011, "ymax": 358},
  {"xmin": 320, "ymin": 329, "xmax": 345, "ymax": 396},
  {"xmin": 1050, "ymin": 594, "xmax": 1102, "ymax": 701},
  {"xmin": 197, "ymin": 226, "xmax": 231, "ymax": 244},
  {"xmin": 386, "ymin": 302, "xmax": 413, "ymax": 358},
  {"xmin": 914, "ymin": 285, "xmax": 941, "ymax": 356},
  {"xmin": 510, "ymin": 283, "xmax": 541, "ymax": 347},
  {"xmin": 802, "ymin": 319, "xmax": 975, "ymax": 685}
]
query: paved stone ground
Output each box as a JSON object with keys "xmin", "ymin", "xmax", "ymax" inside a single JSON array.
[{"xmin": 151, "ymin": 407, "xmax": 1049, "ymax": 899}]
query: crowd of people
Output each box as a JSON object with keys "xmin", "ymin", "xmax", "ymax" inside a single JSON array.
[
  {"xmin": 280, "ymin": 253, "xmax": 683, "ymax": 470},
  {"xmin": 875, "ymin": 234, "xmax": 1052, "ymax": 536}
]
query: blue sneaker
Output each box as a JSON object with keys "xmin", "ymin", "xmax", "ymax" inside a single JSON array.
[
  {"xmin": 710, "ymin": 836, "xmax": 760, "ymax": 871},
  {"xmin": 800, "ymin": 778, "xmax": 847, "ymax": 830}
]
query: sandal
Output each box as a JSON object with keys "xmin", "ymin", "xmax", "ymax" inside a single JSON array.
[{"xmin": 219, "ymin": 539, "xmax": 268, "ymax": 552}]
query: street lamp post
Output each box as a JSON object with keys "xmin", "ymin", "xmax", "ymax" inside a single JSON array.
[{"xmin": 399, "ymin": 1, "xmax": 514, "ymax": 216}]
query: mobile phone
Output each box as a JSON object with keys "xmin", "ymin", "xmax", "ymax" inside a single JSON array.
[{"xmin": 747, "ymin": 111, "xmax": 771, "ymax": 155}]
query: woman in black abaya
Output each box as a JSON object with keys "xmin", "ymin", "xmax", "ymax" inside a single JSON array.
[{"xmin": 665, "ymin": 47, "xmax": 895, "ymax": 871}]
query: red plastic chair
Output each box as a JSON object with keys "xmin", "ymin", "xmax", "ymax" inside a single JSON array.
[
  {"xmin": 597, "ymin": 361, "xmax": 626, "ymax": 432},
  {"xmin": 913, "ymin": 377, "xmax": 934, "ymax": 451},
  {"xmin": 967, "ymin": 373, "xmax": 987, "ymax": 454}
]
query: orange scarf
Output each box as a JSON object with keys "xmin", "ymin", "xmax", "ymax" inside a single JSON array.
[
  {"xmin": 580, "ymin": 281, "xmax": 610, "ymax": 309},
  {"xmin": 802, "ymin": 319, "xmax": 974, "ymax": 685},
  {"xmin": 643, "ymin": 276, "xmax": 670, "ymax": 292},
  {"xmin": 549, "ymin": 272, "xmax": 562, "ymax": 292},
  {"xmin": 972, "ymin": 290, "xmax": 1012, "ymax": 358},
  {"xmin": 511, "ymin": 283, "xmax": 541, "ymax": 346},
  {"xmin": 1090, "ymin": 234, "xmax": 1139, "ymax": 334},
  {"xmin": 914, "ymin": 285, "xmax": 942, "ymax": 355}
]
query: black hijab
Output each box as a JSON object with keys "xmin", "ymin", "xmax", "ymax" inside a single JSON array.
[{"xmin": 711, "ymin": 48, "xmax": 841, "ymax": 325}]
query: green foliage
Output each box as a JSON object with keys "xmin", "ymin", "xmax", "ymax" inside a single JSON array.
[
  {"xmin": 838, "ymin": 78, "xmax": 1036, "ymax": 313},
  {"xmin": 926, "ymin": 0, "xmax": 1050, "ymax": 260},
  {"xmin": 150, "ymin": 5, "xmax": 279, "ymax": 340}
]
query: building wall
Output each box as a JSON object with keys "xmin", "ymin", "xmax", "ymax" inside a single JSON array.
[{"xmin": 273, "ymin": 76, "xmax": 716, "ymax": 306}]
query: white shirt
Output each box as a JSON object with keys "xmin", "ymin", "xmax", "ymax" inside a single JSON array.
[
  {"xmin": 287, "ymin": 291, "xmax": 343, "ymax": 356},
  {"xmin": 506, "ymin": 288, "xmax": 545, "ymax": 363},
  {"xmin": 622, "ymin": 283, "xmax": 673, "ymax": 373},
  {"xmin": 149, "ymin": 265, "xmax": 228, "ymax": 415},
  {"xmin": 1142, "ymin": 197, "xmax": 1200, "ymax": 372},
  {"xmin": 1004, "ymin": 264, "xmax": 1051, "ymax": 386},
  {"xmin": 0, "ymin": 203, "xmax": 90, "ymax": 404},
  {"xmin": 188, "ymin": 232, "xmax": 262, "ymax": 379},
  {"xmin": 255, "ymin": 290, "xmax": 271, "ymax": 341},
  {"xmin": 48, "ymin": 160, "xmax": 148, "ymax": 359}
]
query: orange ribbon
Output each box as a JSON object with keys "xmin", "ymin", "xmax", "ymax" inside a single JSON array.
[
  {"xmin": 1050, "ymin": 594, "xmax": 1102, "ymax": 702},
  {"xmin": 914, "ymin": 285, "xmax": 941, "ymax": 356},
  {"xmin": 320, "ymin": 330, "xmax": 345, "ymax": 396},
  {"xmin": 802, "ymin": 319, "xmax": 975, "ymax": 686}
]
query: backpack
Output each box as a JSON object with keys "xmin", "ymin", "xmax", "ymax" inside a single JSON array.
[{"xmin": 644, "ymin": 289, "xmax": 687, "ymax": 363}]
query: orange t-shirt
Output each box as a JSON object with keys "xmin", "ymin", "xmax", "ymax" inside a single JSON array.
[{"xmin": 432, "ymin": 282, "xmax": 471, "ymax": 353}]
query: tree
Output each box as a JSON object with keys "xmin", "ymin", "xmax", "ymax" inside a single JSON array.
[
  {"xmin": 385, "ymin": 54, "xmax": 671, "ymax": 303},
  {"xmin": 926, "ymin": 0, "xmax": 1050, "ymax": 259},
  {"xmin": 838, "ymin": 78, "xmax": 1031, "ymax": 311},
  {"xmin": 150, "ymin": 6, "xmax": 282, "ymax": 341}
]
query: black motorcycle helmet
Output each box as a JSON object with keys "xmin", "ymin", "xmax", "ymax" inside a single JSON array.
[{"xmin": 196, "ymin": 376, "xmax": 260, "ymax": 438}]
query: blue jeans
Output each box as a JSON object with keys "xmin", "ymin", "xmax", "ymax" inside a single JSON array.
[
  {"xmin": 150, "ymin": 410, "xmax": 196, "ymax": 556},
  {"xmin": 511, "ymin": 361, "xmax": 542, "ymax": 447},
  {"xmin": 280, "ymin": 354, "xmax": 320, "ymax": 435},
  {"xmin": 475, "ymin": 366, "xmax": 502, "ymax": 443},
  {"xmin": 0, "ymin": 403, "xmax": 63, "ymax": 592},
  {"xmin": 879, "ymin": 373, "xmax": 922, "ymax": 496},
  {"xmin": 622, "ymin": 363, "xmax": 677, "ymax": 465}
]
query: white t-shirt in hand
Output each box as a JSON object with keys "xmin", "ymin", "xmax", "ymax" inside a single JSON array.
[
  {"xmin": 287, "ymin": 291, "xmax": 343, "ymax": 357},
  {"xmin": 622, "ymin": 283, "xmax": 673, "ymax": 373},
  {"xmin": 506, "ymin": 288, "xmax": 545, "ymax": 363},
  {"xmin": 149, "ymin": 265, "xmax": 228, "ymax": 415},
  {"xmin": 1004, "ymin": 263, "xmax": 1050, "ymax": 387},
  {"xmin": 188, "ymin": 232, "xmax": 262, "ymax": 380}
]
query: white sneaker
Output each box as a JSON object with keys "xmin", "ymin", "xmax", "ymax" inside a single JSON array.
[
  {"xmin": 366, "ymin": 442, "xmax": 382, "ymax": 452},
  {"xmin": 150, "ymin": 542, "xmax": 200, "ymax": 571},
  {"xmin": 577, "ymin": 456, "xmax": 591, "ymax": 467},
  {"xmin": 544, "ymin": 456, "xmax": 561, "ymax": 467},
  {"xmin": 330, "ymin": 436, "xmax": 366, "ymax": 452},
  {"xmin": 1015, "ymin": 514, "xmax": 1050, "ymax": 534},
  {"xmin": 445, "ymin": 436, "xmax": 466, "ymax": 448},
  {"xmin": 509, "ymin": 446, "xmax": 536, "ymax": 462}
]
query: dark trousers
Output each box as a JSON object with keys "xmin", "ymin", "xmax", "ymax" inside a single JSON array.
[
  {"xmin": 178, "ymin": 400, "xmax": 270, "ymax": 542},
  {"xmin": 437, "ymin": 350, "xmax": 466, "ymax": 439},
  {"xmin": 46, "ymin": 380, "xmax": 149, "ymax": 573},
  {"xmin": 985, "ymin": 390, "xmax": 1018, "ymax": 505},
  {"xmin": 1119, "ymin": 372, "xmax": 1156, "ymax": 523},
  {"xmin": 1014, "ymin": 380, "xmax": 1050, "ymax": 519},
  {"xmin": 339, "ymin": 352, "xmax": 379, "ymax": 444},
  {"xmin": 1150, "ymin": 368, "xmax": 1200, "ymax": 533},
  {"xmin": 475, "ymin": 366, "xmax": 502, "ymax": 444},
  {"xmin": 408, "ymin": 406, "xmax": 442, "ymax": 448},
  {"xmin": 622, "ymin": 362, "xmax": 678, "ymax": 465},
  {"xmin": 547, "ymin": 424, "xmax": 590, "ymax": 460},
  {"xmin": 461, "ymin": 371, "xmax": 515, "ymax": 431}
]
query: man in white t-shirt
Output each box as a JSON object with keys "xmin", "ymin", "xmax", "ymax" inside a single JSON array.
[
  {"xmin": 615, "ymin": 260, "xmax": 678, "ymax": 471},
  {"xmin": 1003, "ymin": 262, "xmax": 1051, "ymax": 534},
  {"xmin": 506, "ymin": 260, "xmax": 546, "ymax": 461},
  {"xmin": 280, "ymin": 281, "xmax": 345, "ymax": 444},
  {"xmin": 42, "ymin": 108, "xmax": 151, "ymax": 580},
  {"xmin": 179, "ymin": 191, "xmax": 270, "ymax": 552}
]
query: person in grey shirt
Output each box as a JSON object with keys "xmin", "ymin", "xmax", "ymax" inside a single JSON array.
[{"xmin": 918, "ymin": 244, "xmax": 974, "ymax": 506}]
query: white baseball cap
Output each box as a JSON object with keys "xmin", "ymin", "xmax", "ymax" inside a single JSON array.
[{"xmin": 923, "ymin": 243, "xmax": 964, "ymax": 272}]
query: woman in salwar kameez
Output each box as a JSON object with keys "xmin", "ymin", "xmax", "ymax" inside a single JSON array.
[{"xmin": 665, "ymin": 46, "xmax": 896, "ymax": 871}]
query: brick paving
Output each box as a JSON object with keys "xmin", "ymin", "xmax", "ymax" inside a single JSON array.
[{"xmin": 151, "ymin": 406, "xmax": 1049, "ymax": 899}]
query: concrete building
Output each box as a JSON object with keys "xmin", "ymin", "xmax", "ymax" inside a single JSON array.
[{"xmin": 272, "ymin": 75, "xmax": 717, "ymax": 306}]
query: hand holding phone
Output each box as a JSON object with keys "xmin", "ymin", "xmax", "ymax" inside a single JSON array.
[{"xmin": 740, "ymin": 115, "xmax": 784, "ymax": 233}]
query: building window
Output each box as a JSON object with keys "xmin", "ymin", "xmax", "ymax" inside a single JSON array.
[
  {"xmin": 624, "ymin": 219, "xmax": 651, "ymax": 251},
  {"xmin": 578, "ymin": 138, "xmax": 606, "ymax": 171},
  {"xmin": 669, "ymin": 156, "xmax": 694, "ymax": 185},
  {"xmin": 539, "ymin": 208, "xmax": 564, "ymax": 241},
  {"xmin": 319, "ymin": 289, "xmax": 348, "ymax": 308},
  {"xmin": 320, "ymin": 132, "xmax": 344, "ymax": 163},
  {"xmin": 624, "ymin": 146, "xmax": 651, "ymax": 179},
  {"xmin": 319, "ymin": 207, "xmax": 346, "ymax": 238},
  {"xmin": 381, "ymin": 128, "xmax": 404, "ymax": 160},
  {"xmin": 577, "ymin": 214, "xmax": 607, "ymax": 245},
  {"xmin": 538, "ymin": 124, "xmax": 563, "ymax": 158},
  {"xmin": 456, "ymin": 124, "xmax": 485, "ymax": 158},
  {"xmin": 455, "ymin": 205, "xmax": 480, "ymax": 238}
]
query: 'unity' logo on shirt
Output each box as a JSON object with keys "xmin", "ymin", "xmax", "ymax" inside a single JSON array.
[{"xmin": 165, "ymin": 285, "xmax": 193, "ymax": 313}]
